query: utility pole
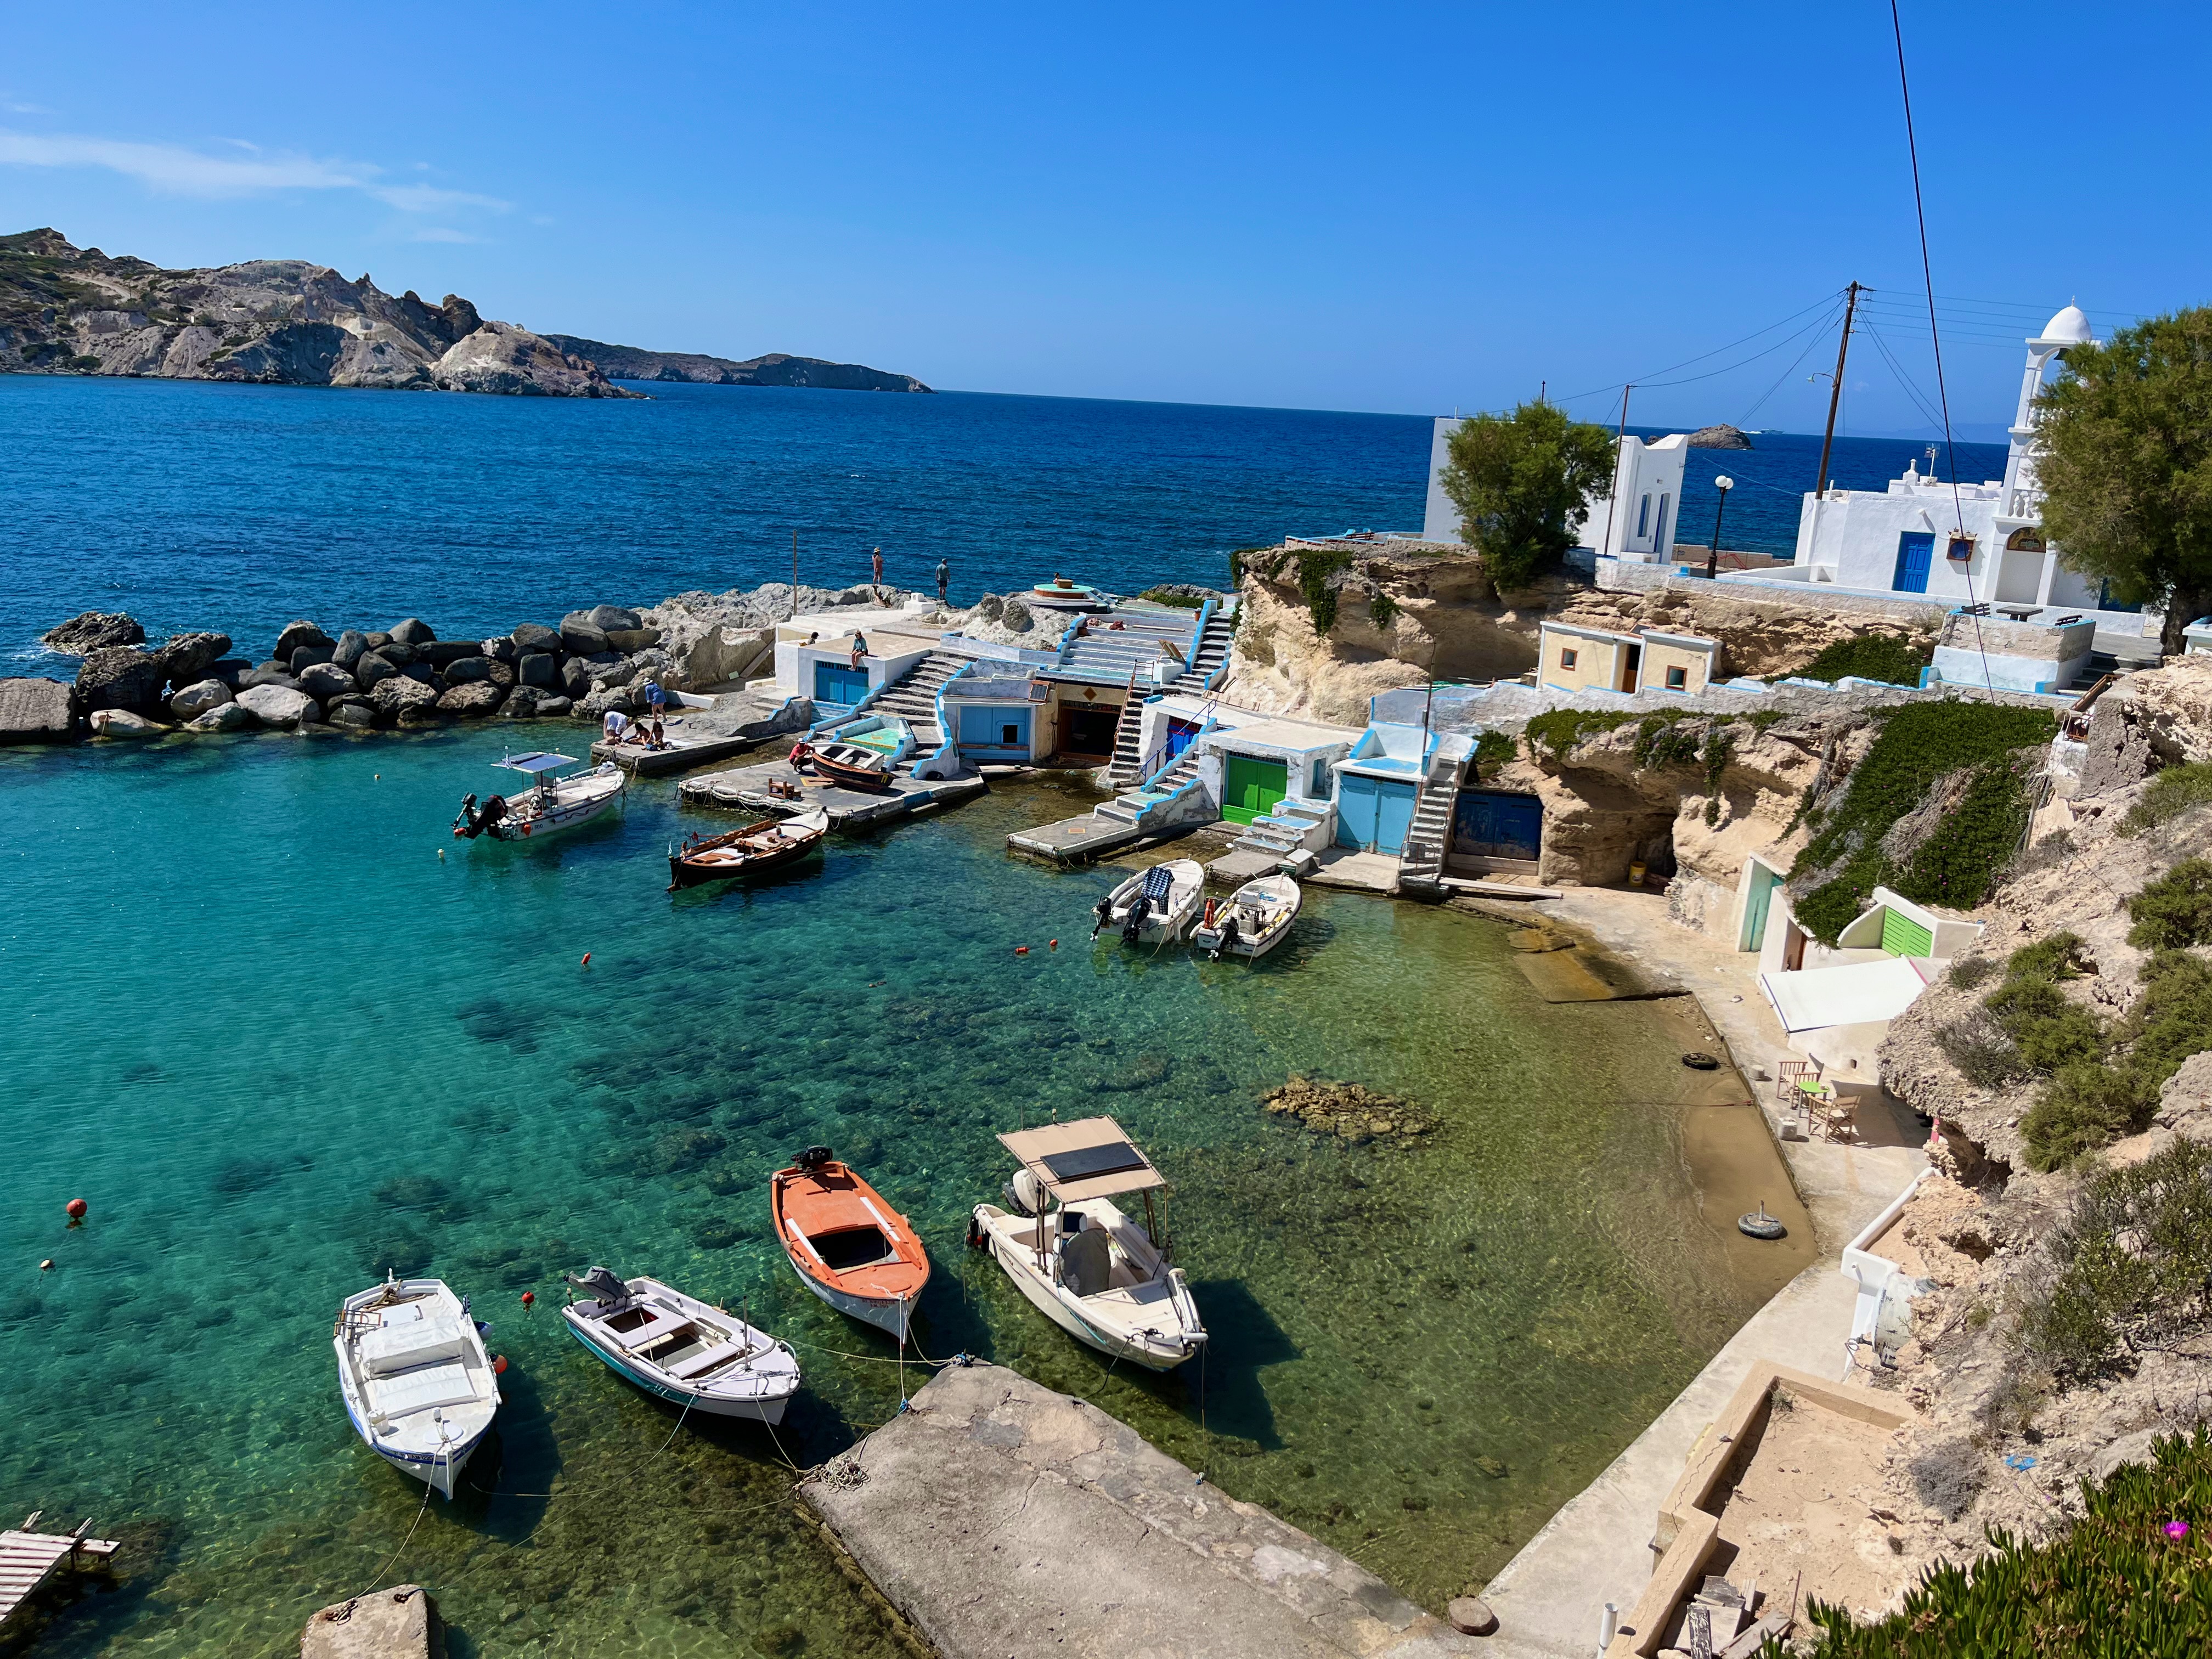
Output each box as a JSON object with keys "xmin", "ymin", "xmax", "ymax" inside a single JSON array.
[
  {"xmin": 1814, "ymin": 283, "xmax": 1862, "ymax": 499},
  {"xmin": 792, "ymin": 529, "xmax": 800, "ymax": 619},
  {"xmin": 1598, "ymin": 384, "xmax": 1632, "ymax": 560}
]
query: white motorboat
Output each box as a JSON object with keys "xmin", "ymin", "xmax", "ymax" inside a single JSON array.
[
  {"xmin": 560, "ymin": 1268, "xmax": 802, "ymax": 1424},
  {"xmin": 333, "ymin": 1275, "xmax": 501, "ymax": 1499},
  {"xmin": 1190, "ymin": 873, "xmax": 1302, "ymax": 961},
  {"xmin": 968, "ymin": 1117, "xmax": 1206, "ymax": 1372},
  {"xmin": 454, "ymin": 752, "xmax": 625, "ymax": 842},
  {"xmin": 1091, "ymin": 858, "xmax": 1205, "ymax": 946}
]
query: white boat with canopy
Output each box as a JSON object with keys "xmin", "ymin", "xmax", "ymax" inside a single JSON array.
[
  {"xmin": 561, "ymin": 1268, "xmax": 802, "ymax": 1423},
  {"xmin": 1190, "ymin": 873, "xmax": 1301, "ymax": 960},
  {"xmin": 1091, "ymin": 859, "xmax": 1205, "ymax": 946},
  {"xmin": 333, "ymin": 1274, "xmax": 501, "ymax": 1499},
  {"xmin": 968, "ymin": 1116, "xmax": 1206, "ymax": 1372},
  {"xmin": 453, "ymin": 752, "xmax": 625, "ymax": 842}
]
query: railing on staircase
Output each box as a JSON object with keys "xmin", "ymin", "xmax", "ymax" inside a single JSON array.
[
  {"xmin": 1135, "ymin": 700, "xmax": 1217, "ymax": 791},
  {"xmin": 910, "ymin": 660, "xmax": 974, "ymax": 781}
]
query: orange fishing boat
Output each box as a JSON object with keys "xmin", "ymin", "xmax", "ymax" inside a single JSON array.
[{"xmin": 771, "ymin": 1148, "xmax": 931, "ymax": 1342}]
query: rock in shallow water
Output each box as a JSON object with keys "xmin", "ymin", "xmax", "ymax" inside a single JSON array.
[
  {"xmin": 298, "ymin": 663, "xmax": 358, "ymax": 701},
  {"xmin": 170, "ymin": 678, "xmax": 234, "ymax": 719},
  {"xmin": 91, "ymin": 708, "xmax": 166, "ymax": 738},
  {"xmin": 1260, "ymin": 1075, "xmax": 1436, "ymax": 1142},
  {"xmin": 77, "ymin": 646, "xmax": 169, "ymax": 714},
  {"xmin": 186, "ymin": 701, "xmax": 256, "ymax": 732},
  {"xmin": 158, "ymin": 631, "xmax": 232, "ymax": 687},
  {"xmin": 301, "ymin": 1584, "xmax": 441, "ymax": 1659},
  {"xmin": 42, "ymin": 611, "xmax": 144, "ymax": 653},
  {"xmin": 330, "ymin": 703, "xmax": 379, "ymax": 730},
  {"xmin": 0, "ymin": 677, "xmax": 81, "ymax": 743},
  {"xmin": 437, "ymin": 681, "xmax": 504, "ymax": 718},
  {"xmin": 370, "ymin": 677, "xmax": 441, "ymax": 720}
]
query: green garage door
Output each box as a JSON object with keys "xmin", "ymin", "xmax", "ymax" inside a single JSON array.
[
  {"xmin": 1221, "ymin": 754, "xmax": 1287, "ymax": 825},
  {"xmin": 1880, "ymin": 907, "xmax": 1933, "ymax": 958}
]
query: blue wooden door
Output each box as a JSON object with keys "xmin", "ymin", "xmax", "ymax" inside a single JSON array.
[
  {"xmin": 1163, "ymin": 717, "xmax": 1201, "ymax": 765},
  {"xmin": 1892, "ymin": 532, "xmax": 1935, "ymax": 594},
  {"xmin": 1450, "ymin": 791, "xmax": 1543, "ymax": 860},
  {"xmin": 814, "ymin": 662, "xmax": 869, "ymax": 706},
  {"xmin": 1336, "ymin": 773, "xmax": 1379, "ymax": 849}
]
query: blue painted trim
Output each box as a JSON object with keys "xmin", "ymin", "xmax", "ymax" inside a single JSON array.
[{"xmin": 920, "ymin": 659, "xmax": 973, "ymax": 772}]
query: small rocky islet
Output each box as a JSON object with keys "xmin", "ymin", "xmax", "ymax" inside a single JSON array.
[
  {"xmin": 1261, "ymin": 1075, "xmax": 1438, "ymax": 1143},
  {"xmin": 10, "ymin": 603, "xmax": 672, "ymax": 741}
]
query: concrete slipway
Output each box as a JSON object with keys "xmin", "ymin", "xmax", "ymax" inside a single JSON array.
[{"xmin": 801, "ymin": 1361, "xmax": 1481, "ymax": 1659}]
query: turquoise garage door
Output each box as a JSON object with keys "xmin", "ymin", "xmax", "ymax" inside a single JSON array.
[{"xmin": 1335, "ymin": 772, "xmax": 1419, "ymax": 853}]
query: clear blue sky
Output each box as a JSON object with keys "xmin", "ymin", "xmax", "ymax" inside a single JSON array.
[{"xmin": 2, "ymin": 2, "xmax": 2203, "ymax": 432}]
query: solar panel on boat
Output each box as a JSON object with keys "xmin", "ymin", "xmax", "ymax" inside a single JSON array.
[{"xmin": 1040, "ymin": 1141, "xmax": 1147, "ymax": 1183}]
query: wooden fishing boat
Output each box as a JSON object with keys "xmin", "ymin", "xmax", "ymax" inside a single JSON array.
[
  {"xmin": 454, "ymin": 752, "xmax": 625, "ymax": 842},
  {"xmin": 805, "ymin": 741, "xmax": 895, "ymax": 792},
  {"xmin": 561, "ymin": 1267, "xmax": 801, "ymax": 1423},
  {"xmin": 1191, "ymin": 873, "xmax": 1302, "ymax": 961},
  {"xmin": 772, "ymin": 1148, "xmax": 932, "ymax": 1343},
  {"xmin": 1091, "ymin": 859, "xmax": 1205, "ymax": 945},
  {"xmin": 968, "ymin": 1117, "xmax": 1205, "ymax": 1372},
  {"xmin": 667, "ymin": 807, "xmax": 828, "ymax": 890},
  {"xmin": 333, "ymin": 1274, "xmax": 501, "ymax": 1499}
]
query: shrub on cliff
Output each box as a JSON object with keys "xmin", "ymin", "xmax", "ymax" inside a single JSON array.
[
  {"xmin": 1771, "ymin": 631, "xmax": 1934, "ymax": 688},
  {"xmin": 1786, "ymin": 1422, "xmax": 2212, "ymax": 1656},
  {"xmin": 2119, "ymin": 763, "xmax": 2212, "ymax": 838},
  {"xmin": 1788, "ymin": 701, "xmax": 2057, "ymax": 944},
  {"xmin": 2126, "ymin": 857, "xmax": 2212, "ymax": 949},
  {"xmin": 1435, "ymin": 401, "xmax": 1614, "ymax": 591}
]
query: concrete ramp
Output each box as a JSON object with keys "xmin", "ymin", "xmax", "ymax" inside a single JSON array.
[{"xmin": 801, "ymin": 1362, "xmax": 1478, "ymax": 1659}]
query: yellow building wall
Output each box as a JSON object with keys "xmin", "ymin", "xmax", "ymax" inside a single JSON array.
[
  {"xmin": 1640, "ymin": 641, "xmax": 1716, "ymax": 693},
  {"xmin": 1539, "ymin": 629, "xmax": 1628, "ymax": 692}
]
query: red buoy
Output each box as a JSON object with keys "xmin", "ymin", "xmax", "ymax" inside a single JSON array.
[
  {"xmin": 580, "ymin": 952, "xmax": 591, "ymax": 967},
  {"xmin": 520, "ymin": 1290, "xmax": 535, "ymax": 1308},
  {"xmin": 1048, "ymin": 939, "xmax": 1059, "ymax": 950},
  {"xmin": 65, "ymin": 1198, "xmax": 87, "ymax": 1224},
  {"xmin": 493, "ymin": 1354, "xmax": 509, "ymax": 1375},
  {"xmin": 1014, "ymin": 945, "xmax": 1029, "ymax": 955}
]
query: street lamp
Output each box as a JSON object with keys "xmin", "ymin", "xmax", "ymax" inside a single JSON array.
[{"xmin": 1706, "ymin": 476, "xmax": 1735, "ymax": 579}]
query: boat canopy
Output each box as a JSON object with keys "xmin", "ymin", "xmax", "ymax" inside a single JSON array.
[
  {"xmin": 499, "ymin": 752, "xmax": 580, "ymax": 774},
  {"xmin": 997, "ymin": 1115, "xmax": 1167, "ymax": 1203}
]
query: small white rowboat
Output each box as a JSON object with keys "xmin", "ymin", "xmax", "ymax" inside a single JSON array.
[
  {"xmin": 1091, "ymin": 859, "xmax": 1205, "ymax": 946},
  {"xmin": 561, "ymin": 1268, "xmax": 801, "ymax": 1424}
]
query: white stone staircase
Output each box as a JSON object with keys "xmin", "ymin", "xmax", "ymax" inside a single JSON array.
[
  {"xmin": 1165, "ymin": 599, "xmax": 1237, "ymax": 693},
  {"xmin": 1227, "ymin": 797, "xmax": 1333, "ymax": 868},
  {"xmin": 1094, "ymin": 746, "xmax": 1211, "ymax": 831},
  {"xmin": 1396, "ymin": 753, "xmax": 1469, "ymax": 894},
  {"xmin": 860, "ymin": 651, "xmax": 968, "ymax": 751}
]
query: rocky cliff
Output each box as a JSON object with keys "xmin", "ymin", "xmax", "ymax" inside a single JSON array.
[
  {"xmin": 0, "ymin": 229, "xmax": 928, "ymax": 399},
  {"xmin": 542, "ymin": 336, "xmax": 930, "ymax": 392}
]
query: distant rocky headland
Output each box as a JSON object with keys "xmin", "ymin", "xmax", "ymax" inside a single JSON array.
[
  {"xmin": 1684, "ymin": 424, "xmax": 1753, "ymax": 448},
  {"xmin": 0, "ymin": 228, "xmax": 929, "ymax": 399}
]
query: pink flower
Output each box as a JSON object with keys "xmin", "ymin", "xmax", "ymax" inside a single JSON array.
[{"xmin": 2164, "ymin": 1521, "xmax": 2190, "ymax": 1540}]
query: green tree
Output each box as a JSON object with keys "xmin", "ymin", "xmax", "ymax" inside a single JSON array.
[
  {"xmin": 2036, "ymin": 307, "xmax": 2212, "ymax": 653},
  {"xmin": 1437, "ymin": 402, "xmax": 1615, "ymax": 592}
]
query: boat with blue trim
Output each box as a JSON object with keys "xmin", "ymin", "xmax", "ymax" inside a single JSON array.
[{"xmin": 560, "ymin": 1268, "xmax": 800, "ymax": 1423}]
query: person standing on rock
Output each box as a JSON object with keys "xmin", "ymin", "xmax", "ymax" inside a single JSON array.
[
  {"xmin": 935, "ymin": 557, "xmax": 950, "ymax": 605},
  {"xmin": 871, "ymin": 546, "xmax": 885, "ymax": 592}
]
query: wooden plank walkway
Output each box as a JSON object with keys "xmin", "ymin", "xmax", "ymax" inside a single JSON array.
[{"xmin": 1, "ymin": 1517, "xmax": 119, "ymax": 1629}]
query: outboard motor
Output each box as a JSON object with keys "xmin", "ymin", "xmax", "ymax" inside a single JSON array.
[
  {"xmin": 1091, "ymin": 893, "xmax": 1115, "ymax": 940},
  {"xmin": 1121, "ymin": 894, "xmax": 1148, "ymax": 945},
  {"xmin": 1001, "ymin": 1167, "xmax": 1051, "ymax": 1218},
  {"xmin": 1209, "ymin": 915, "xmax": 1240, "ymax": 962},
  {"xmin": 452, "ymin": 793, "xmax": 509, "ymax": 839},
  {"xmin": 793, "ymin": 1145, "xmax": 834, "ymax": 1173}
]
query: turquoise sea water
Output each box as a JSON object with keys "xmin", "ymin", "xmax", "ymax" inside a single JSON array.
[{"xmin": 1, "ymin": 733, "xmax": 1788, "ymax": 1654}]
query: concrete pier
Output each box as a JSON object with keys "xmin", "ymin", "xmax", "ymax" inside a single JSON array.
[
  {"xmin": 590, "ymin": 688, "xmax": 811, "ymax": 776},
  {"xmin": 678, "ymin": 756, "xmax": 987, "ymax": 829},
  {"xmin": 1006, "ymin": 810, "xmax": 1149, "ymax": 863},
  {"xmin": 800, "ymin": 1362, "xmax": 1481, "ymax": 1659}
]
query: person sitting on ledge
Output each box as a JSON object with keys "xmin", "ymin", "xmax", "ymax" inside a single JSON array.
[{"xmin": 849, "ymin": 631, "xmax": 870, "ymax": 669}]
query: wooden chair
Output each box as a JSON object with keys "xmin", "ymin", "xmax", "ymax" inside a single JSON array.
[{"xmin": 1812, "ymin": 1091, "xmax": 1859, "ymax": 1142}]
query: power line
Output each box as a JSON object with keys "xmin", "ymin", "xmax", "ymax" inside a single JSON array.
[{"xmin": 1553, "ymin": 290, "xmax": 1848, "ymax": 404}]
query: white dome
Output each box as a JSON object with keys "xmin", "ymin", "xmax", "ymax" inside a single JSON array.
[{"xmin": 2038, "ymin": 303, "xmax": 2092, "ymax": 346}]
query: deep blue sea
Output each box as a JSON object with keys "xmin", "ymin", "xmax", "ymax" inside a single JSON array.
[
  {"xmin": 0, "ymin": 375, "xmax": 1839, "ymax": 1656},
  {"xmin": 1, "ymin": 374, "xmax": 2006, "ymax": 667}
]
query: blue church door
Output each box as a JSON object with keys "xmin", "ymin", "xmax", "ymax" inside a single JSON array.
[{"xmin": 1892, "ymin": 532, "xmax": 1935, "ymax": 594}]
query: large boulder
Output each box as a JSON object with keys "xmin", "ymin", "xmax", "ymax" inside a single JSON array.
[
  {"xmin": 442, "ymin": 655, "xmax": 493, "ymax": 684},
  {"xmin": 374, "ymin": 639, "xmax": 417, "ymax": 667},
  {"xmin": 274, "ymin": 620, "xmax": 334, "ymax": 659},
  {"xmin": 369, "ymin": 675, "xmax": 442, "ymax": 721},
  {"xmin": 242, "ymin": 667, "xmax": 303, "ymax": 691},
  {"xmin": 388, "ymin": 618, "xmax": 436, "ymax": 646},
  {"xmin": 42, "ymin": 612, "xmax": 144, "ymax": 653},
  {"xmin": 77, "ymin": 646, "xmax": 169, "ymax": 714},
  {"xmin": 236, "ymin": 684, "xmax": 321, "ymax": 729},
  {"xmin": 511, "ymin": 622, "xmax": 561, "ymax": 654},
  {"xmin": 301, "ymin": 1584, "xmax": 441, "ymax": 1659},
  {"xmin": 208, "ymin": 658, "xmax": 251, "ymax": 686},
  {"xmin": 0, "ymin": 677, "xmax": 83, "ymax": 743},
  {"xmin": 437, "ymin": 681, "xmax": 505, "ymax": 718},
  {"xmin": 355, "ymin": 653, "xmax": 400, "ymax": 690},
  {"xmin": 332, "ymin": 629, "xmax": 369, "ymax": 670},
  {"xmin": 581, "ymin": 684, "xmax": 636, "ymax": 717},
  {"xmin": 298, "ymin": 663, "xmax": 359, "ymax": 702},
  {"xmin": 481, "ymin": 635, "xmax": 518, "ymax": 665},
  {"xmin": 605, "ymin": 625, "xmax": 661, "ymax": 653},
  {"xmin": 534, "ymin": 693, "xmax": 573, "ymax": 717},
  {"xmin": 421, "ymin": 640, "xmax": 482, "ymax": 670},
  {"xmin": 184, "ymin": 701, "xmax": 255, "ymax": 733},
  {"xmin": 588, "ymin": 605, "xmax": 643, "ymax": 633},
  {"xmin": 290, "ymin": 643, "xmax": 336, "ymax": 674},
  {"xmin": 500, "ymin": 686, "xmax": 546, "ymax": 718},
  {"xmin": 157, "ymin": 631, "xmax": 233, "ymax": 688},
  {"xmin": 170, "ymin": 678, "xmax": 234, "ymax": 720},
  {"xmin": 559, "ymin": 616, "xmax": 609, "ymax": 656},
  {"xmin": 517, "ymin": 653, "xmax": 559, "ymax": 690},
  {"xmin": 330, "ymin": 703, "xmax": 379, "ymax": 731},
  {"xmin": 90, "ymin": 708, "xmax": 166, "ymax": 738},
  {"xmin": 560, "ymin": 658, "xmax": 595, "ymax": 699}
]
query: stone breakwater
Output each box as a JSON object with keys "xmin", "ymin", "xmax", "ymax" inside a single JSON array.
[{"xmin": 1, "ymin": 581, "xmax": 925, "ymax": 746}]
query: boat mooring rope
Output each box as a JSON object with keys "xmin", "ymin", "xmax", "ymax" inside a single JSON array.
[{"xmin": 350, "ymin": 1475, "xmax": 433, "ymax": 1602}]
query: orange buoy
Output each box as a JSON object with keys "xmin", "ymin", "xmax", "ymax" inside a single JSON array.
[
  {"xmin": 1048, "ymin": 939, "xmax": 1059, "ymax": 949},
  {"xmin": 65, "ymin": 1198, "xmax": 87, "ymax": 1224},
  {"xmin": 1014, "ymin": 945, "xmax": 1029, "ymax": 955},
  {"xmin": 581, "ymin": 952, "xmax": 591, "ymax": 967},
  {"xmin": 521, "ymin": 1290, "xmax": 535, "ymax": 1308},
  {"xmin": 493, "ymin": 1354, "xmax": 509, "ymax": 1375}
]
